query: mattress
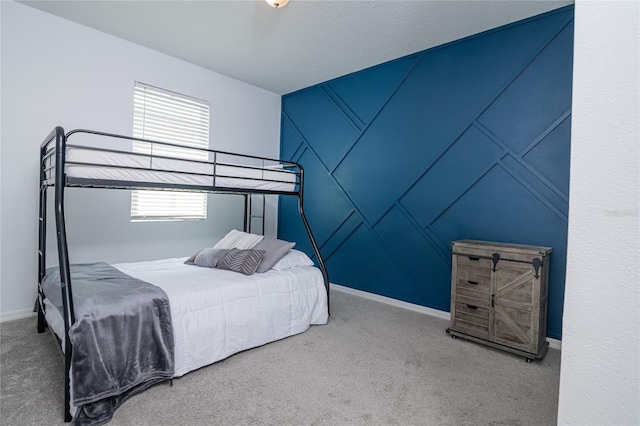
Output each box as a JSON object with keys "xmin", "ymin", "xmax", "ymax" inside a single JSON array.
[
  {"xmin": 43, "ymin": 257, "xmax": 328, "ymax": 377},
  {"xmin": 57, "ymin": 147, "xmax": 298, "ymax": 192}
]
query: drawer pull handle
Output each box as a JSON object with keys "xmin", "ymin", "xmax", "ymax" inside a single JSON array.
[
  {"xmin": 466, "ymin": 304, "xmax": 478, "ymax": 310},
  {"xmin": 468, "ymin": 256, "xmax": 480, "ymax": 261},
  {"xmin": 467, "ymin": 280, "xmax": 479, "ymax": 285}
]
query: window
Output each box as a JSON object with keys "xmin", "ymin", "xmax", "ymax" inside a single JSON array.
[{"xmin": 131, "ymin": 82, "xmax": 210, "ymax": 221}]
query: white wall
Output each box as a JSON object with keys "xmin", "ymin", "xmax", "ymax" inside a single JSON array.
[
  {"xmin": 558, "ymin": 1, "xmax": 639, "ymax": 424},
  {"xmin": 0, "ymin": 2, "xmax": 281, "ymax": 320},
  {"xmin": 0, "ymin": 2, "xmax": 4, "ymax": 314}
]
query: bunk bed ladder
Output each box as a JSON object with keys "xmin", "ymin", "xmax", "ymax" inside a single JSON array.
[
  {"xmin": 38, "ymin": 127, "xmax": 75, "ymax": 422},
  {"xmin": 37, "ymin": 151, "xmax": 48, "ymax": 334},
  {"xmin": 244, "ymin": 193, "xmax": 266, "ymax": 235},
  {"xmin": 296, "ymin": 165, "xmax": 330, "ymax": 315}
]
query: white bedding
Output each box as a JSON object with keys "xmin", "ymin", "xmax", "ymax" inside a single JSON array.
[
  {"xmin": 61, "ymin": 147, "xmax": 298, "ymax": 192},
  {"xmin": 44, "ymin": 257, "xmax": 328, "ymax": 377}
]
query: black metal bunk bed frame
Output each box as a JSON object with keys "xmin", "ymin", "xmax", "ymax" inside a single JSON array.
[{"xmin": 36, "ymin": 126, "xmax": 330, "ymax": 422}]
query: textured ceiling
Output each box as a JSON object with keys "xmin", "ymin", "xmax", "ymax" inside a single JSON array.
[{"xmin": 20, "ymin": 0, "xmax": 573, "ymax": 95}]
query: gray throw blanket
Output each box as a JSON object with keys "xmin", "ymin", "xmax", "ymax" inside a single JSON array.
[{"xmin": 42, "ymin": 263, "xmax": 175, "ymax": 426}]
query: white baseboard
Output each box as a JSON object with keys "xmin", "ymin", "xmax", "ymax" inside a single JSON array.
[
  {"xmin": 547, "ymin": 337, "xmax": 561, "ymax": 350},
  {"xmin": 331, "ymin": 283, "xmax": 451, "ymax": 320},
  {"xmin": 1, "ymin": 308, "xmax": 36, "ymax": 323},
  {"xmin": 330, "ymin": 283, "xmax": 561, "ymax": 351}
]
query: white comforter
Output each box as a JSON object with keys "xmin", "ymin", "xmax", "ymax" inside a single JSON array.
[{"xmin": 45, "ymin": 257, "xmax": 328, "ymax": 377}]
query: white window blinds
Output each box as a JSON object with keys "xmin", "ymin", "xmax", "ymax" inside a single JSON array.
[{"xmin": 131, "ymin": 82, "xmax": 210, "ymax": 221}]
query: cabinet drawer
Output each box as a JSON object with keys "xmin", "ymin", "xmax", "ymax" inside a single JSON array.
[
  {"xmin": 452, "ymin": 302, "xmax": 490, "ymax": 340},
  {"xmin": 456, "ymin": 254, "xmax": 493, "ymax": 269},
  {"xmin": 455, "ymin": 265, "xmax": 491, "ymax": 295}
]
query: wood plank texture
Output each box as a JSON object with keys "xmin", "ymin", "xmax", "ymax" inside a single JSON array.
[{"xmin": 449, "ymin": 240, "xmax": 551, "ymax": 360}]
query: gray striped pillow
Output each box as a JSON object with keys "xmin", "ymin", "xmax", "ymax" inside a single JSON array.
[{"xmin": 216, "ymin": 248, "xmax": 266, "ymax": 276}]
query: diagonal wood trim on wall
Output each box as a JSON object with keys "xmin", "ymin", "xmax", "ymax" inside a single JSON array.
[{"xmin": 279, "ymin": 6, "xmax": 574, "ymax": 340}]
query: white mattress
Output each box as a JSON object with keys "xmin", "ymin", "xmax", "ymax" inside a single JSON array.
[
  {"xmin": 62, "ymin": 147, "xmax": 298, "ymax": 192},
  {"xmin": 44, "ymin": 257, "xmax": 328, "ymax": 377}
]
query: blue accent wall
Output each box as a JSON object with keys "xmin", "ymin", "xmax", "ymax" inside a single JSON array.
[{"xmin": 279, "ymin": 6, "xmax": 574, "ymax": 340}]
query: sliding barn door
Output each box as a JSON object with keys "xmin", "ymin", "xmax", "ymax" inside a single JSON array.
[{"xmin": 491, "ymin": 260, "xmax": 540, "ymax": 354}]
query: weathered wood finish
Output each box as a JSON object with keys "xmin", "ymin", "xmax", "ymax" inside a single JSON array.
[{"xmin": 449, "ymin": 240, "xmax": 552, "ymax": 360}]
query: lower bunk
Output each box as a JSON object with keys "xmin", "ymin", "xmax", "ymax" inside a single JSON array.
[{"xmin": 40, "ymin": 251, "xmax": 328, "ymax": 425}]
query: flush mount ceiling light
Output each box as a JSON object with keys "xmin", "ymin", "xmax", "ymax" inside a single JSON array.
[{"xmin": 265, "ymin": 0, "xmax": 289, "ymax": 8}]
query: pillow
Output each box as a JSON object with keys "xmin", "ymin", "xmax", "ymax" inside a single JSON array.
[
  {"xmin": 193, "ymin": 248, "xmax": 229, "ymax": 268},
  {"xmin": 271, "ymin": 249, "xmax": 315, "ymax": 271},
  {"xmin": 252, "ymin": 238, "xmax": 296, "ymax": 273},
  {"xmin": 216, "ymin": 248, "xmax": 266, "ymax": 276},
  {"xmin": 213, "ymin": 229, "xmax": 264, "ymax": 250},
  {"xmin": 184, "ymin": 248, "xmax": 205, "ymax": 265}
]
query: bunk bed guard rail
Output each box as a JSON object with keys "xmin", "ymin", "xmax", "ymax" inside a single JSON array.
[{"xmin": 37, "ymin": 126, "xmax": 330, "ymax": 422}]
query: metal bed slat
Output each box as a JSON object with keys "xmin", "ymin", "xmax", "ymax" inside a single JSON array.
[
  {"xmin": 63, "ymin": 177, "xmax": 300, "ymax": 196},
  {"xmin": 65, "ymin": 161, "xmax": 299, "ymax": 185}
]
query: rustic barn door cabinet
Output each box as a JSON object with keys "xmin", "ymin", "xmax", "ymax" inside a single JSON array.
[{"xmin": 447, "ymin": 240, "xmax": 552, "ymax": 361}]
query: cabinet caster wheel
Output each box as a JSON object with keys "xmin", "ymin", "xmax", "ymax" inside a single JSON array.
[
  {"xmin": 526, "ymin": 358, "xmax": 533, "ymax": 363},
  {"xmin": 451, "ymin": 335, "xmax": 457, "ymax": 339}
]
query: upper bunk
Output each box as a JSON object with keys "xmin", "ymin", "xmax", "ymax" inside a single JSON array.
[{"xmin": 40, "ymin": 127, "xmax": 302, "ymax": 196}]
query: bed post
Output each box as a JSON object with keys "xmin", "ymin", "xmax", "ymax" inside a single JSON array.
[
  {"xmin": 243, "ymin": 194, "xmax": 249, "ymax": 233},
  {"xmin": 53, "ymin": 127, "xmax": 75, "ymax": 422},
  {"xmin": 37, "ymin": 134, "xmax": 50, "ymax": 334},
  {"xmin": 297, "ymin": 165, "xmax": 330, "ymax": 314}
]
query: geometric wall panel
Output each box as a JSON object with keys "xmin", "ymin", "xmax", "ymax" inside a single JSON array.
[
  {"xmin": 430, "ymin": 165, "xmax": 569, "ymax": 246},
  {"xmin": 331, "ymin": 8, "xmax": 573, "ymax": 226},
  {"xmin": 282, "ymin": 87, "xmax": 359, "ymax": 171},
  {"xmin": 325, "ymin": 225, "xmax": 427, "ymax": 304},
  {"xmin": 374, "ymin": 206, "xmax": 451, "ymax": 311},
  {"xmin": 280, "ymin": 118, "xmax": 305, "ymax": 162},
  {"xmin": 523, "ymin": 116, "xmax": 572, "ymax": 196},
  {"xmin": 401, "ymin": 125, "xmax": 504, "ymax": 228},
  {"xmin": 477, "ymin": 22, "xmax": 575, "ymax": 154},
  {"xmin": 292, "ymin": 149, "xmax": 354, "ymax": 247},
  {"xmin": 501, "ymin": 154, "xmax": 569, "ymax": 217},
  {"xmin": 328, "ymin": 55, "xmax": 420, "ymax": 126},
  {"xmin": 318, "ymin": 211, "xmax": 363, "ymax": 263},
  {"xmin": 280, "ymin": 6, "xmax": 574, "ymax": 339}
]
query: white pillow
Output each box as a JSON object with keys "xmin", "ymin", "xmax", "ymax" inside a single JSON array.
[
  {"xmin": 213, "ymin": 229, "xmax": 264, "ymax": 250},
  {"xmin": 271, "ymin": 249, "xmax": 315, "ymax": 271}
]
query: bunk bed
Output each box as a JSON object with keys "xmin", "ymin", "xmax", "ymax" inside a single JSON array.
[{"xmin": 36, "ymin": 127, "xmax": 330, "ymax": 425}]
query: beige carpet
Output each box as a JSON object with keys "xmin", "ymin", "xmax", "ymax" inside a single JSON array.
[{"xmin": 0, "ymin": 289, "xmax": 560, "ymax": 425}]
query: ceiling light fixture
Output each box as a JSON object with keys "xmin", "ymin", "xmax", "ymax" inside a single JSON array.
[{"xmin": 265, "ymin": 0, "xmax": 289, "ymax": 8}]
